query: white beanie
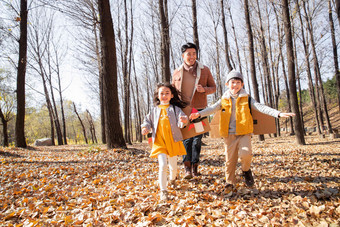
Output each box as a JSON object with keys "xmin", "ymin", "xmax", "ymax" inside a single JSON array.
[{"xmin": 226, "ymin": 70, "xmax": 244, "ymax": 83}]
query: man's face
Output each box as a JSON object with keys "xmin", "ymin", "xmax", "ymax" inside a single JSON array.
[{"xmin": 182, "ymin": 48, "xmax": 197, "ymax": 66}]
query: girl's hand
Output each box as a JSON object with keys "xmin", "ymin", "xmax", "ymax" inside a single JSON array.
[
  {"xmin": 142, "ymin": 128, "xmax": 149, "ymax": 135},
  {"xmin": 179, "ymin": 116, "xmax": 188, "ymax": 124},
  {"xmin": 279, "ymin": 112, "xmax": 295, "ymax": 118},
  {"xmin": 189, "ymin": 113, "xmax": 200, "ymax": 120}
]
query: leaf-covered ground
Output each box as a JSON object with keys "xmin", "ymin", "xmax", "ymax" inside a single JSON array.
[{"xmin": 0, "ymin": 135, "xmax": 339, "ymax": 226}]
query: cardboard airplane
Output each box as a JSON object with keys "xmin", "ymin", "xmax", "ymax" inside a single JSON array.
[
  {"xmin": 209, "ymin": 109, "xmax": 277, "ymax": 138},
  {"xmin": 180, "ymin": 106, "xmax": 211, "ymax": 140}
]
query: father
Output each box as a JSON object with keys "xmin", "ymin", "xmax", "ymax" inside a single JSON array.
[{"xmin": 172, "ymin": 42, "xmax": 216, "ymax": 179}]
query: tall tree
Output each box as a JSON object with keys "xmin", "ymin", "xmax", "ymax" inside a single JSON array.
[
  {"xmin": 97, "ymin": 0, "xmax": 126, "ymax": 148},
  {"xmin": 15, "ymin": 0, "xmax": 28, "ymax": 148},
  {"xmin": 220, "ymin": 0, "xmax": 233, "ymax": 71},
  {"xmin": 303, "ymin": 1, "xmax": 333, "ymax": 135},
  {"xmin": 328, "ymin": 0, "xmax": 340, "ymax": 113},
  {"xmin": 282, "ymin": 0, "xmax": 305, "ymax": 145},
  {"xmin": 159, "ymin": 0, "xmax": 170, "ymax": 82},
  {"xmin": 255, "ymin": 0, "xmax": 273, "ymax": 108},
  {"xmin": 243, "ymin": 0, "xmax": 264, "ymax": 141},
  {"xmin": 295, "ymin": 0, "xmax": 321, "ymax": 134},
  {"xmin": 335, "ymin": 0, "xmax": 340, "ymax": 25},
  {"xmin": 191, "ymin": 0, "xmax": 200, "ymax": 57}
]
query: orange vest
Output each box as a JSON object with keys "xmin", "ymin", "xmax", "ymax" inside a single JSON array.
[{"xmin": 219, "ymin": 96, "xmax": 253, "ymax": 137}]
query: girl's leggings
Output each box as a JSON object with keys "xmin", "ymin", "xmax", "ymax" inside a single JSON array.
[{"xmin": 157, "ymin": 153, "xmax": 177, "ymax": 191}]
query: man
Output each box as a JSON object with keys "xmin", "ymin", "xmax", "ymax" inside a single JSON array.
[{"xmin": 172, "ymin": 42, "xmax": 216, "ymax": 179}]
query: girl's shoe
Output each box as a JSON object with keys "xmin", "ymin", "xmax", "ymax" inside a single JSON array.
[
  {"xmin": 169, "ymin": 179, "xmax": 176, "ymax": 188},
  {"xmin": 160, "ymin": 190, "xmax": 168, "ymax": 201}
]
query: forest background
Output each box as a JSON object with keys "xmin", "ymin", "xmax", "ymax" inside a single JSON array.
[{"xmin": 0, "ymin": 0, "xmax": 339, "ymax": 148}]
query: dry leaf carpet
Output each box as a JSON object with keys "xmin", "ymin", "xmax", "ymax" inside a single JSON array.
[{"xmin": 0, "ymin": 135, "xmax": 339, "ymax": 226}]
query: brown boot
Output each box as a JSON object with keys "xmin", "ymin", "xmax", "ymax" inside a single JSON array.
[
  {"xmin": 183, "ymin": 161, "xmax": 192, "ymax": 179},
  {"xmin": 192, "ymin": 163, "xmax": 200, "ymax": 177}
]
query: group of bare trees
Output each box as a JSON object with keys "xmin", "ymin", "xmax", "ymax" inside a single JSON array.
[{"xmin": 0, "ymin": 0, "xmax": 339, "ymax": 148}]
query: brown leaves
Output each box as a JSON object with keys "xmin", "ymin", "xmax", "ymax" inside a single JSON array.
[{"xmin": 0, "ymin": 136, "xmax": 339, "ymax": 226}]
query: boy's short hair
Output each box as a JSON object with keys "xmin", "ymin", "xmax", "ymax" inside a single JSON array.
[
  {"xmin": 226, "ymin": 70, "xmax": 244, "ymax": 83},
  {"xmin": 181, "ymin": 42, "xmax": 198, "ymax": 53}
]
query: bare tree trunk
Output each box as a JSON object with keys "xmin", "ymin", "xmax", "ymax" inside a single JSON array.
[
  {"xmin": 73, "ymin": 103, "xmax": 88, "ymax": 144},
  {"xmin": 98, "ymin": 0, "xmax": 126, "ymax": 148},
  {"xmin": 55, "ymin": 55, "xmax": 67, "ymax": 145},
  {"xmin": 303, "ymin": 1, "xmax": 333, "ymax": 134},
  {"xmin": 228, "ymin": 5, "xmax": 242, "ymax": 74},
  {"xmin": 292, "ymin": 23, "xmax": 305, "ymax": 135},
  {"xmin": 92, "ymin": 11, "xmax": 106, "ymax": 144},
  {"xmin": 131, "ymin": 56, "xmax": 142, "ymax": 142},
  {"xmin": 295, "ymin": 0, "xmax": 321, "ymax": 134},
  {"xmin": 282, "ymin": 0, "xmax": 305, "ymax": 145},
  {"xmin": 191, "ymin": 0, "xmax": 200, "ymax": 57},
  {"xmin": 243, "ymin": 0, "xmax": 264, "ymax": 141},
  {"xmin": 329, "ymin": 0, "xmax": 340, "ymax": 113},
  {"xmin": 220, "ymin": 0, "xmax": 233, "ymax": 71},
  {"xmin": 255, "ymin": 0, "xmax": 273, "ymax": 108},
  {"xmin": 86, "ymin": 109, "xmax": 98, "ymax": 144},
  {"xmin": 15, "ymin": 0, "xmax": 28, "ymax": 148},
  {"xmin": 159, "ymin": 0, "xmax": 171, "ymax": 82},
  {"xmin": 122, "ymin": 0, "xmax": 132, "ymax": 145},
  {"xmin": 213, "ymin": 24, "xmax": 222, "ymax": 98},
  {"xmin": 47, "ymin": 57, "xmax": 63, "ymax": 145},
  {"xmin": 335, "ymin": 0, "xmax": 340, "ymax": 25},
  {"xmin": 0, "ymin": 108, "xmax": 9, "ymax": 147}
]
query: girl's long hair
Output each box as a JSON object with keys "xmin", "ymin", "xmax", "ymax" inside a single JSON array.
[{"xmin": 153, "ymin": 82, "xmax": 188, "ymax": 108}]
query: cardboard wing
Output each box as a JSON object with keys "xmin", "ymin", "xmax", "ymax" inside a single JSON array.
[
  {"xmin": 181, "ymin": 106, "xmax": 211, "ymax": 140},
  {"xmin": 209, "ymin": 109, "xmax": 277, "ymax": 138}
]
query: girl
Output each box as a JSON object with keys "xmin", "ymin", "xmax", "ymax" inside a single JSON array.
[{"xmin": 141, "ymin": 82, "xmax": 188, "ymax": 201}]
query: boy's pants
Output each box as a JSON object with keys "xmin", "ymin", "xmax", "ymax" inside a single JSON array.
[
  {"xmin": 158, "ymin": 153, "xmax": 177, "ymax": 191},
  {"xmin": 223, "ymin": 134, "xmax": 252, "ymax": 184}
]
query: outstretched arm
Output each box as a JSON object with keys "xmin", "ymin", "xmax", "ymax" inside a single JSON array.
[{"xmin": 279, "ymin": 112, "xmax": 295, "ymax": 118}]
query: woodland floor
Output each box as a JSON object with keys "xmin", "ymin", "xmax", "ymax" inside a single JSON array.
[{"xmin": 0, "ymin": 135, "xmax": 339, "ymax": 226}]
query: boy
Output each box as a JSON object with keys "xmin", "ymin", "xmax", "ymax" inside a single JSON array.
[{"xmin": 189, "ymin": 70, "xmax": 295, "ymax": 189}]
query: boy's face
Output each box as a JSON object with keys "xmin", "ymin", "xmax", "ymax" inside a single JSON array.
[
  {"xmin": 182, "ymin": 48, "xmax": 197, "ymax": 66},
  {"xmin": 226, "ymin": 79, "xmax": 243, "ymax": 95},
  {"xmin": 158, "ymin": 86, "xmax": 173, "ymax": 104}
]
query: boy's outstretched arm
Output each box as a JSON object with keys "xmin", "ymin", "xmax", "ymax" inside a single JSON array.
[{"xmin": 279, "ymin": 112, "xmax": 295, "ymax": 118}]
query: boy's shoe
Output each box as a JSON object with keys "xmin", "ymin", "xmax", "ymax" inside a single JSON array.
[
  {"xmin": 160, "ymin": 190, "xmax": 168, "ymax": 201},
  {"xmin": 243, "ymin": 169, "xmax": 255, "ymax": 187},
  {"xmin": 225, "ymin": 183, "xmax": 233, "ymax": 190}
]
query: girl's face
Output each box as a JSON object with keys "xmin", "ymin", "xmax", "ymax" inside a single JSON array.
[
  {"xmin": 226, "ymin": 79, "xmax": 243, "ymax": 95},
  {"xmin": 158, "ymin": 86, "xmax": 173, "ymax": 104},
  {"xmin": 182, "ymin": 48, "xmax": 197, "ymax": 66}
]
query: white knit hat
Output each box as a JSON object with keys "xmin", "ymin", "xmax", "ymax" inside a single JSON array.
[{"xmin": 226, "ymin": 70, "xmax": 244, "ymax": 83}]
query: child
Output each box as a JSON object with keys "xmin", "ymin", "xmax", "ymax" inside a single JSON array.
[
  {"xmin": 141, "ymin": 82, "xmax": 189, "ymax": 201},
  {"xmin": 190, "ymin": 70, "xmax": 295, "ymax": 190}
]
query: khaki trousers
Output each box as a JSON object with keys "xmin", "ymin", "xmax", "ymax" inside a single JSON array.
[{"xmin": 223, "ymin": 134, "xmax": 252, "ymax": 184}]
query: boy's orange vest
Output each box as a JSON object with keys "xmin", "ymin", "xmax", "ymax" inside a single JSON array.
[{"xmin": 219, "ymin": 95, "xmax": 253, "ymax": 137}]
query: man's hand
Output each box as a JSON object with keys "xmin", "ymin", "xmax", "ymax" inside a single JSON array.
[
  {"xmin": 196, "ymin": 84, "xmax": 205, "ymax": 93},
  {"xmin": 142, "ymin": 128, "xmax": 149, "ymax": 135}
]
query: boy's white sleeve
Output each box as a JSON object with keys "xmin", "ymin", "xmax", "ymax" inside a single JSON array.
[
  {"xmin": 250, "ymin": 97, "xmax": 280, "ymax": 118},
  {"xmin": 199, "ymin": 99, "xmax": 222, "ymax": 117}
]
